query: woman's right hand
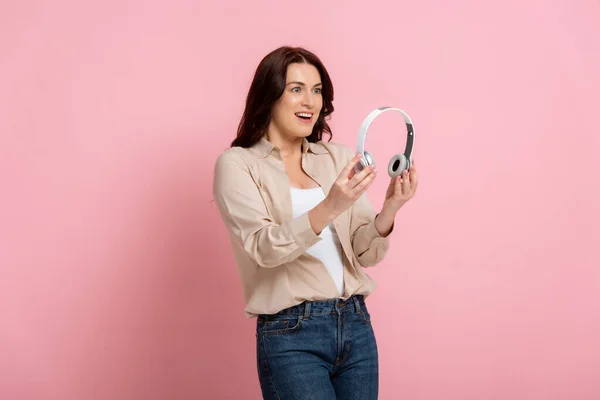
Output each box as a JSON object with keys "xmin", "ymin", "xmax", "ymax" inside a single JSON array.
[
  {"xmin": 324, "ymin": 153, "xmax": 378, "ymax": 217},
  {"xmin": 308, "ymin": 153, "xmax": 377, "ymax": 235}
]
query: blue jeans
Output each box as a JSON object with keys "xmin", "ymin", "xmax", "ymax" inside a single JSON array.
[{"xmin": 255, "ymin": 295, "xmax": 378, "ymax": 399}]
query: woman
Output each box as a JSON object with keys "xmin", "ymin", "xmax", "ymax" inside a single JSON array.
[{"xmin": 212, "ymin": 46, "xmax": 418, "ymax": 399}]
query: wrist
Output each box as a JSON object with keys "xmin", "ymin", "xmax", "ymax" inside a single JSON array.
[
  {"xmin": 375, "ymin": 203, "xmax": 398, "ymax": 237},
  {"xmin": 309, "ymin": 198, "xmax": 339, "ymax": 235},
  {"xmin": 382, "ymin": 199, "xmax": 403, "ymax": 216},
  {"xmin": 381, "ymin": 204, "xmax": 398, "ymax": 222},
  {"xmin": 320, "ymin": 196, "xmax": 340, "ymax": 221}
]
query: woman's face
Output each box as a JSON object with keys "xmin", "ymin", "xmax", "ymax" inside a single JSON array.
[{"xmin": 269, "ymin": 62, "xmax": 323, "ymax": 141}]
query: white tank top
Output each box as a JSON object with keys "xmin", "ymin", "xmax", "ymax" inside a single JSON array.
[{"xmin": 290, "ymin": 187, "xmax": 345, "ymax": 295}]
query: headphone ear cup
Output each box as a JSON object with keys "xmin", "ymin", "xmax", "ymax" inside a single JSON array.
[
  {"xmin": 363, "ymin": 150, "xmax": 375, "ymax": 169},
  {"xmin": 354, "ymin": 150, "xmax": 375, "ymax": 174},
  {"xmin": 388, "ymin": 153, "xmax": 408, "ymax": 178}
]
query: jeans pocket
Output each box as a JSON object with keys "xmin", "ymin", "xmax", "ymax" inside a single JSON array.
[{"xmin": 258, "ymin": 315, "xmax": 303, "ymax": 336}]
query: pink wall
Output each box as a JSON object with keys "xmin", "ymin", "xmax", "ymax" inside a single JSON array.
[{"xmin": 2, "ymin": 1, "xmax": 599, "ymax": 399}]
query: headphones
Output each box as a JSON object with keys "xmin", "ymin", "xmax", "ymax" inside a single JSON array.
[{"xmin": 354, "ymin": 106, "xmax": 415, "ymax": 178}]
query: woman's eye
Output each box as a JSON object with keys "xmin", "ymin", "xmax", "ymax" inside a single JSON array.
[
  {"xmin": 314, "ymin": 88, "xmax": 322, "ymax": 94},
  {"xmin": 291, "ymin": 87, "xmax": 301, "ymax": 92}
]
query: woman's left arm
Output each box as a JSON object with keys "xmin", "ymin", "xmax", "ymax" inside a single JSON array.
[
  {"xmin": 375, "ymin": 159, "xmax": 418, "ymax": 236},
  {"xmin": 349, "ymin": 160, "xmax": 418, "ymax": 266}
]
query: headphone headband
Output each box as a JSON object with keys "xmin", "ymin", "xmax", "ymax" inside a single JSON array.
[{"xmin": 356, "ymin": 106, "xmax": 415, "ymax": 160}]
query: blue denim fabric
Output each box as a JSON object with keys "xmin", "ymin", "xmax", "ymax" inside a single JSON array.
[{"xmin": 256, "ymin": 295, "xmax": 378, "ymax": 399}]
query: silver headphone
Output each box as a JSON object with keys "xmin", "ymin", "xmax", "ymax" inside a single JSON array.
[{"xmin": 354, "ymin": 106, "xmax": 415, "ymax": 178}]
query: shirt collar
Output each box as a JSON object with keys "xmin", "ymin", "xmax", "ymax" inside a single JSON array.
[{"xmin": 251, "ymin": 136, "xmax": 329, "ymax": 158}]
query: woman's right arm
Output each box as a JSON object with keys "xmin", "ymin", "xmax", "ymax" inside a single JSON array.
[
  {"xmin": 212, "ymin": 150, "xmax": 376, "ymax": 269},
  {"xmin": 212, "ymin": 150, "xmax": 322, "ymax": 268}
]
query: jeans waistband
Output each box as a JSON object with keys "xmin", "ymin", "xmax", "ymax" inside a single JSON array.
[{"xmin": 263, "ymin": 295, "xmax": 366, "ymax": 319}]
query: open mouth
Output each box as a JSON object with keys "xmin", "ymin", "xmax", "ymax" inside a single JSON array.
[{"xmin": 295, "ymin": 112, "xmax": 313, "ymax": 122}]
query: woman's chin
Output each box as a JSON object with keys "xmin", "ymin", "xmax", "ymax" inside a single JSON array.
[{"xmin": 291, "ymin": 126, "xmax": 315, "ymax": 138}]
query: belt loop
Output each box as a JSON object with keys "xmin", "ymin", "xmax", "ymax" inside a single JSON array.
[
  {"xmin": 352, "ymin": 295, "xmax": 361, "ymax": 314},
  {"xmin": 303, "ymin": 301, "xmax": 311, "ymax": 320}
]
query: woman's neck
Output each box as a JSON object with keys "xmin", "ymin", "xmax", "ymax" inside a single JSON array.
[{"xmin": 265, "ymin": 131, "xmax": 303, "ymax": 159}]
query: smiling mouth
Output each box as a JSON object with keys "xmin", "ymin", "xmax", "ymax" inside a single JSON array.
[{"xmin": 295, "ymin": 112, "xmax": 313, "ymax": 122}]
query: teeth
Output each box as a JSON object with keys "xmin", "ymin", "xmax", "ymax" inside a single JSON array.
[{"xmin": 295, "ymin": 112, "xmax": 312, "ymax": 118}]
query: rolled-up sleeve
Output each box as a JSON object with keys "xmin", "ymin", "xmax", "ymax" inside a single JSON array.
[{"xmin": 212, "ymin": 150, "xmax": 321, "ymax": 268}]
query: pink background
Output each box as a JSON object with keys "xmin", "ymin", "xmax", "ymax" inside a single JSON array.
[{"xmin": 2, "ymin": 0, "xmax": 599, "ymax": 399}]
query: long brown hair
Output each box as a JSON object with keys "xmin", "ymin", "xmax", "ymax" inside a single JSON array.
[{"xmin": 231, "ymin": 46, "xmax": 335, "ymax": 148}]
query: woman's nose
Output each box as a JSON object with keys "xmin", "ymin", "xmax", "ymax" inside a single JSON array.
[{"xmin": 302, "ymin": 92, "xmax": 315, "ymax": 107}]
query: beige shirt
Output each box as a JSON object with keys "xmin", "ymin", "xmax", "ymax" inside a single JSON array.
[{"xmin": 212, "ymin": 136, "xmax": 392, "ymax": 318}]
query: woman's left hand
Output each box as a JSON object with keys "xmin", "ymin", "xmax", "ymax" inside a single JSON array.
[{"xmin": 382, "ymin": 159, "xmax": 418, "ymax": 214}]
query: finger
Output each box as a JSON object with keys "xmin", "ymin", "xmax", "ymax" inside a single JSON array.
[
  {"xmin": 395, "ymin": 175, "xmax": 403, "ymax": 193},
  {"xmin": 352, "ymin": 168, "xmax": 377, "ymax": 196},
  {"xmin": 361, "ymin": 173, "xmax": 377, "ymax": 194},
  {"xmin": 402, "ymin": 170, "xmax": 410, "ymax": 195},
  {"xmin": 349, "ymin": 165, "xmax": 375, "ymax": 188},
  {"xmin": 409, "ymin": 167, "xmax": 418, "ymax": 192},
  {"xmin": 409, "ymin": 159, "xmax": 416, "ymax": 173},
  {"xmin": 340, "ymin": 154, "xmax": 363, "ymax": 181},
  {"xmin": 359, "ymin": 172, "xmax": 377, "ymax": 195}
]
